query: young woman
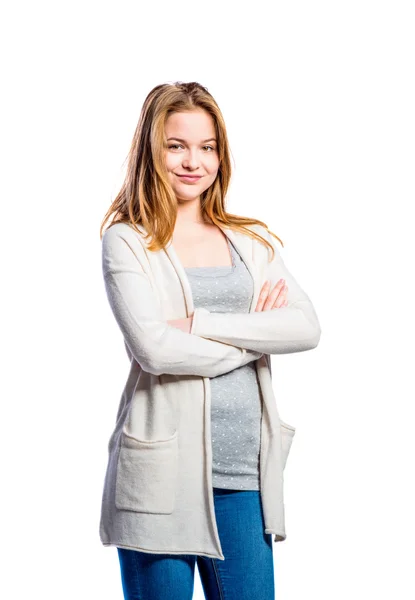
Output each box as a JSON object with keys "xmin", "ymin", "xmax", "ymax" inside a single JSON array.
[{"xmin": 99, "ymin": 81, "xmax": 321, "ymax": 600}]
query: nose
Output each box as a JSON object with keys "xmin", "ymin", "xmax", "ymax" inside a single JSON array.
[{"xmin": 182, "ymin": 148, "xmax": 200, "ymax": 170}]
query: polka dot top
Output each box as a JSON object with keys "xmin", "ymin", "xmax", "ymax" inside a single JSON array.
[{"xmin": 184, "ymin": 236, "xmax": 262, "ymax": 490}]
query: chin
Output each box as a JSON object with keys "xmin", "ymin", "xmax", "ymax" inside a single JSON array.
[{"xmin": 175, "ymin": 194, "xmax": 201, "ymax": 203}]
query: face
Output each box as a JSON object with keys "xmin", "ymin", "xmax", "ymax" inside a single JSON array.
[{"xmin": 164, "ymin": 109, "xmax": 220, "ymax": 204}]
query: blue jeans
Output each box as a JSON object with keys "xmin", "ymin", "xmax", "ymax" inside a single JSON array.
[{"xmin": 117, "ymin": 487, "xmax": 275, "ymax": 599}]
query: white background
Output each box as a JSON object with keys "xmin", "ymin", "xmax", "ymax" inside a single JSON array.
[{"xmin": 1, "ymin": 1, "xmax": 414, "ymax": 598}]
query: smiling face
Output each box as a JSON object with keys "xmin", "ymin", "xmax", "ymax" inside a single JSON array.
[{"xmin": 164, "ymin": 109, "xmax": 220, "ymax": 204}]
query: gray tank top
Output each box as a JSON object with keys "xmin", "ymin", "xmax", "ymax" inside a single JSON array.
[{"xmin": 184, "ymin": 237, "xmax": 262, "ymax": 490}]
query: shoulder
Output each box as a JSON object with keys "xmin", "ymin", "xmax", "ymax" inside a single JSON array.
[
  {"xmin": 102, "ymin": 222, "xmax": 148, "ymax": 266},
  {"xmin": 238, "ymin": 223, "xmax": 283, "ymax": 265},
  {"xmin": 245, "ymin": 223, "xmax": 269, "ymax": 238},
  {"xmin": 103, "ymin": 221, "xmax": 141, "ymax": 241},
  {"xmin": 236, "ymin": 222, "xmax": 270, "ymax": 239},
  {"xmin": 102, "ymin": 222, "xmax": 147, "ymax": 248},
  {"xmin": 239, "ymin": 223, "xmax": 276, "ymax": 250}
]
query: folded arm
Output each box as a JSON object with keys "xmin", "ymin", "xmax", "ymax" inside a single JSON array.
[
  {"xmin": 102, "ymin": 225, "xmax": 262, "ymax": 377},
  {"xmin": 190, "ymin": 227, "xmax": 322, "ymax": 354}
]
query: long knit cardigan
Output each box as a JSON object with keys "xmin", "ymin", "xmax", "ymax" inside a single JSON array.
[{"xmin": 98, "ymin": 221, "xmax": 321, "ymax": 560}]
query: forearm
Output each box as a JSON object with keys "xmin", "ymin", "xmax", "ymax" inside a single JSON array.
[
  {"xmin": 103, "ymin": 228, "xmax": 263, "ymax": 377},
  {"xmin": 190, "ymin": 300, "xmax": 321, "ymax": 354},
  {"xmin": 190, "ymin": 228, "xmax": 321, "ymax": 355},
  {"xmin": 105, "ymin": 274, "xmax": 262, "ymax": 375}
]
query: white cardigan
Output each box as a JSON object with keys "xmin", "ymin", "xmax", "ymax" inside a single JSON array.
[{"xmin": 98, "ymin": 221, "xmax": 321, "ymax": 560}]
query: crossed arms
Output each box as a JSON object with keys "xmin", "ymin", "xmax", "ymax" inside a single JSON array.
[{"xmin": 102, "ymin": 225, "xmax": 321, "ymax": 377}]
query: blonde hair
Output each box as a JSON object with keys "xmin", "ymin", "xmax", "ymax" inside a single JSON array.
[{"xmin": 99, "ymin": 81, "xmax": 283, "ymax": 259}]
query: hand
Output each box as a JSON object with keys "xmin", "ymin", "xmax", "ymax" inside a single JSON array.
[
  {"xmin": 255, "ymin": 278, "xmax": 288, "ymax": 312},
  {"xmin": 167, "ymin": 316, "xmax": 193, "ymax": 333},
  {"xmin": 167, "ymin": 279, "xmax": 288, "ymax": 331}
]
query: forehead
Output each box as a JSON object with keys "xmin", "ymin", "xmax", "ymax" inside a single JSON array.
[{"xmin": 165, "ymin": 110, "xmax": 216, "ymax": 140}]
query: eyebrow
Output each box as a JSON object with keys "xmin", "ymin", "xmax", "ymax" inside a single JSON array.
[{"xmin": 166, "ymin": 137, "xmax": 217, "ymax": 143}]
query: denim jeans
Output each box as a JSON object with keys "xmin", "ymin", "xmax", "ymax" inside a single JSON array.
[{"xmin": 116, "ymin": 487, "xmax": 275, "ymax": 599}]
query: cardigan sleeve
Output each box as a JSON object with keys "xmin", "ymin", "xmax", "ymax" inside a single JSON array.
[
  {"xmin": 102, "ymin": 227, "xmax": 263, "ymax": 377},
  {"xmin": 190, "ymin": 227, "xmax": 322, "ymax": 355}
]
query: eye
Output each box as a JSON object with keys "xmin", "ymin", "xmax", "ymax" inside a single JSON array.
[{"xmin": 167, "ymin": 143, "xmax": 216, "ymax": 151}]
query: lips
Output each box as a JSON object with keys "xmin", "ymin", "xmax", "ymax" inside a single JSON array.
[{"xmin": 176, "ymin": 174, "xmax": 203, "ymax": 183}]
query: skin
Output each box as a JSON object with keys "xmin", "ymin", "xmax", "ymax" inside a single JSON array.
[
  {"xmin": 164, "ymin": 108, "xmax": 219, "ymax": 213},
  {"xmin": 163, "ymin": 109, "xmax": 288, "ymax": 333}
]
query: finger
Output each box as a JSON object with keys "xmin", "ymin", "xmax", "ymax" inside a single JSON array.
[
  {"xmin": 263, "ymin": 280, "xmax": 286, "ymax": 310},
  {"xmin": 277, "ymin": 297, "xmax": 288, "ymax": 308},
  {"xmin": 272, "ymin": 284, "xmax": 288, "ymax": 309},
  {"xmin": 255, "ymin": 280, "xmax": 271, "ymax": 312},
  {"xmin": 255, "ymin": 280, "xmax": 271, "ymax": 311}
]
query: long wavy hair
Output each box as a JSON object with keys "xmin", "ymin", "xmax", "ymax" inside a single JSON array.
[{"xmin": 99, "ymin": 81, "xmax": 284, "ymax": 260}]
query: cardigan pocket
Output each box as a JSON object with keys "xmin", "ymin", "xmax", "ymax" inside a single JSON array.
[
  {"xmin": 115, "ymin": 427, "xmax": 179, "ymax": 514},
  {"xmin": 280, "ymin": 420, "xmax": 296, "ymax": 471}
]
